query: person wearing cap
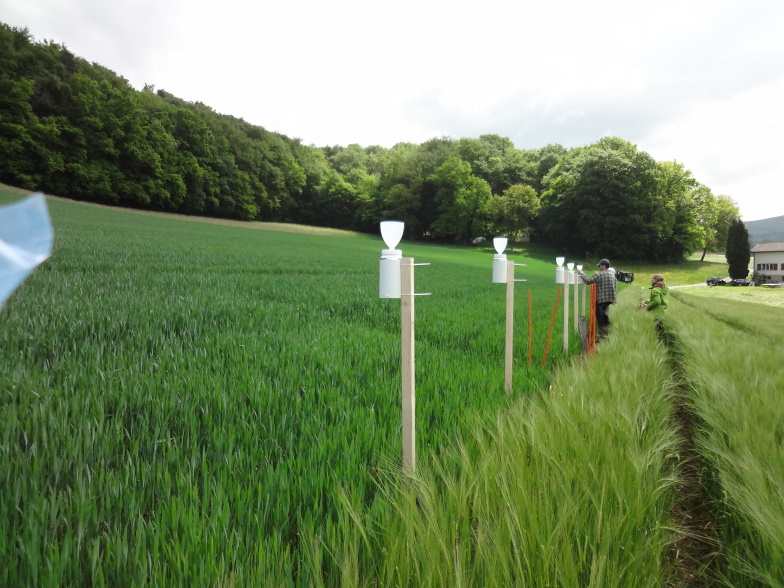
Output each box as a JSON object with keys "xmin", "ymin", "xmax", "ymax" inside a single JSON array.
[
  {"xmin": 577, "ymin": 258, "xmax": 617, "ymax": 337},
  {"xmin": 640, "ymin": 273, "xmax": 669, "ymax": 324}
]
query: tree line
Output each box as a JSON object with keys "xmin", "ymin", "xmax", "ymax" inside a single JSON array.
[{"xmin": 0, "ymin": 23, "xmax": 741, "ymax": 261}]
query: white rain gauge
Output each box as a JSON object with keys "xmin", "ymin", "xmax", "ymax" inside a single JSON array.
[
  {"xmin": 492, "ymin": 237, "xmax": 508, "ymax": 283},
  {"xmin": 492, "ymin": 237, "xmax": 526, "ymax": 394},
  {"xmin": 379, "ymin": 220, "xmax": 404, "ymax": 298},
  {"xmin": 378, "ymin": 221, "xmax": 430, "ymax": 473}
]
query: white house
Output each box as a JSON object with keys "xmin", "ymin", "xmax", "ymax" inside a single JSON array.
[{"xmin": 751, "ymin": 243, "xmax": 784, "ymax": 284}]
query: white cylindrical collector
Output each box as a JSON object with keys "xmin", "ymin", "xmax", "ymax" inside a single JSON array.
[
  {"xmin": 492, "ymin": 237, "xmax": 508, "ymax": 284},
  {"xmin": 379, "ymin": 221, "xmax": 405, "ymax": 298}
]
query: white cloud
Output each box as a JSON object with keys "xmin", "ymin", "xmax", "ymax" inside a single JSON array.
[{"xmin": 641, "ymin": 80, "xmax": 784, "ymax": 221}]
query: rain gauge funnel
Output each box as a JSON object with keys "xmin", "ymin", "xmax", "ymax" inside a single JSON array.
[
  {"xmin": 492, "ymin": 237, "xmax": 508, "ymax": 283},
  {"xmin": 379, "ymin": 221, "xmax": 404, "ymax": 298}
]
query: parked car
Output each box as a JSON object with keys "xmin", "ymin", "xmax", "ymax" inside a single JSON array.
[
  {"xmin": 616, "ymin": 270, "xmax": 634, "ymax": 284},
  {"xmin": 706, "ymin": 277, "xmax": 726, "ymax": 286},
  {"xmin": 729, "ymin": 278, "xmax": 751, "ymax": 286}
]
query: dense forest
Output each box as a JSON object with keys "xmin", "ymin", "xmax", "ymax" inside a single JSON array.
[{"xmin": 0, "ymin": 23, "xmax": 740, "ymax": 261}]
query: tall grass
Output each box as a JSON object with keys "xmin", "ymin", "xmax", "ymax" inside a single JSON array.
[
  {"xmin": 667, "ymin": 297, "xmax": 784, "ymax": 585},
  {"xmin": 0, "ymin": 196, "xmax": 580, "ymax": 584},
  {"xmin": 312, "ymin": 289, "xmax": 679, "ymax": 586}
]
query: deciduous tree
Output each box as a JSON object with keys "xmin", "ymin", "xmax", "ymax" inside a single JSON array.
[
  {"xmin": 539, "ymin": 137, "xmax": 661, "ymax": 259},
  {"xmin": 428, "ymin": 157, "xmax": 492, "ymax": 242},
  {"xmin": 486, "ymin": 184, "xmax": 540, "ymax": 244}
]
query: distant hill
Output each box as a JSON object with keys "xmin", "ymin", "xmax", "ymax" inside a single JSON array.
[{"xmin": 746, "ymin": 216, "xmax": 784, "ymax": 245}]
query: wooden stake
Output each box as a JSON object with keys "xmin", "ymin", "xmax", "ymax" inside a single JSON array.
[
  {"xmin": 401, "ymin": 257, "xmax": 415, "ymax": 473},
  {"xmin": 528, "ymin": 290, "xmax": 533, "ymax": 365},
  {"xmin": 578, "ymin": 316, "xmax": 588, "ymax": 353},
  {"xmin": 563, "ymin": 271, "xmax": 570, "ymax": 352},
  {"xmin": 505, "ymin": 260, "xmax": 514, "ymax": 394},
  {"xmin": 573, "ymin": 272, "xmax": 579, "ymax": 331},
  {"xmin": 542, "ymin": 288, "xmax": 561, "ymax": 366}
]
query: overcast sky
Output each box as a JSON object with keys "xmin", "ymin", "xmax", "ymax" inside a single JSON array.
[{"xmin": 3, "ymin": 0, "xmax": 783, "ymax": 221}]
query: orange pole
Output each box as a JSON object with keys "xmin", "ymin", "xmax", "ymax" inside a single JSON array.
[
  {"xmin": 542, "ymin": 288, "xmax": 562, "ymax": 367},
  {"xmin": 528, "ymin": 290, "xmax": 533, "ymax": 365}
]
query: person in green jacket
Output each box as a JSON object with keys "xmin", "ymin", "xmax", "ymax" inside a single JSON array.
[{"xmin": 640, "ymin": 273, "xmax": 668, "ymax": 325}]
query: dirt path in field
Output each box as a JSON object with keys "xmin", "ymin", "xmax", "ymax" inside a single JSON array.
[{"xmin": 662, "ymin": 329, "xmax": 722, "ymax": 586}]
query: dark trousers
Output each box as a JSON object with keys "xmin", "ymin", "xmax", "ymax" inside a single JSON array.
[{"xmin": 597, "ymin": 302, "xmax": 611, "ymax": 336}]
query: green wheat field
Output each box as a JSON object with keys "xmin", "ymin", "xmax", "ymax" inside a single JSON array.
[{"xmin": 2, "ymin": 191, "xmax": 782, "ymax": 586}]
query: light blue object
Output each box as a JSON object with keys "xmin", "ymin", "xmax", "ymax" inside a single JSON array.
[{"xmin": 0, "ymin": 194, "xmax": 53, "ymax": 308}]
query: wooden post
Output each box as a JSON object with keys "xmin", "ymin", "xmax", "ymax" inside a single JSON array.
[
  {"xmin": 528, "ymin": 290, "xmax": 533, "ymax": 365},
  {"xmin": 401, "ymin": 257, "xmax": 416, "ymax": 473},
  {"xmin": 573, "ymin": 272, "xmax": 579, "ymax": 331},
  {"xmin": 578, "ymin": 316, "xmax": 588, "ymax": 353},
  {"xmin": 542, "ymin": 289, "xmax": 561, "ymax": 366},
  {"xmin": 505, "ymin": 260, "xmax": 514, "ymax": 394},
  {"xmin": 563, "ymin": 271, "xmax": 570, "ymax": 352}
]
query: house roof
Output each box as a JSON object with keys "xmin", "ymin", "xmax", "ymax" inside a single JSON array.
[{"xmin": 752, "ymin": 243, "xmax": 784, "ymax": 253}]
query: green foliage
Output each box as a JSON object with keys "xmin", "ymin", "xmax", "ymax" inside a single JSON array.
[
  {"xmin": 539, "ymin": 138, "xmax": 708, "ymax": 262},
  {"xmin": 654, "ymin": 161, "xmax": 704, "ymax": 260},
  {"xmin": 428, "ymin": 157, "xmax": 492, "ymax": 242},
  {"xmin": 725, "ymin": 218, "xmax": 751, "ymax": 279},
  {"xmin": 486, "ymin": 184, "xmax": 540, "ymax": 242},
  {"xmin": 456, "ymin": 134, "xmax": 537, "ymax": 195}
]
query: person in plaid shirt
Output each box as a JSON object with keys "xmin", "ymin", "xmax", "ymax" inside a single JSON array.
[{"xmin": 578, "ymin": 258, "xmax": 617, "ymax": 338}]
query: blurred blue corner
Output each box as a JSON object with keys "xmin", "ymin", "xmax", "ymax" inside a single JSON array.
[{"xmin": 0, "ymin": 193, "xmax": 54, "ymax": 308}]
